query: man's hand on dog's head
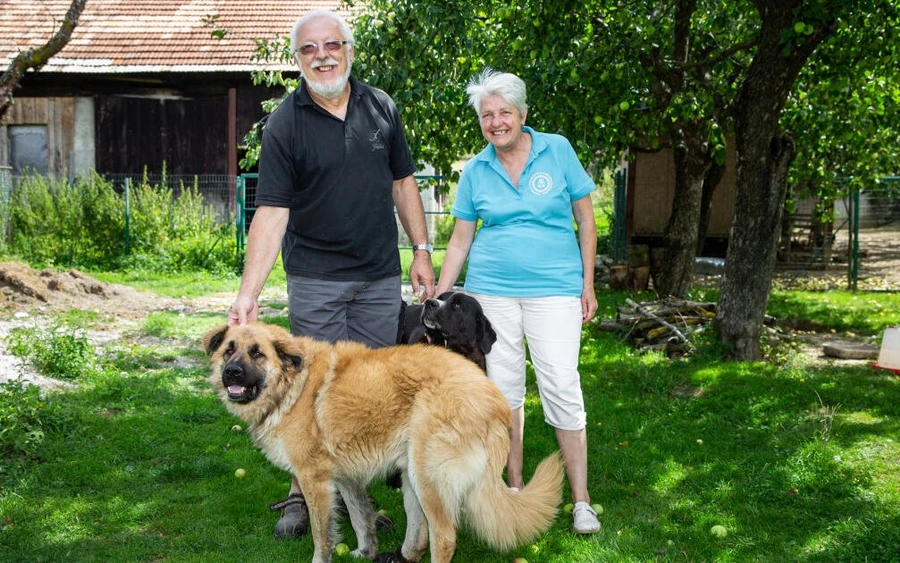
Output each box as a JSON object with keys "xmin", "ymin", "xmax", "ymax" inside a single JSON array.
[{"xmin": 228, "ymin": 295, "xmax": 259, "ymax": 326}]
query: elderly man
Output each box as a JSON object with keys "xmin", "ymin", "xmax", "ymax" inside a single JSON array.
[{"xmin": 228, "ymin": 9, "xmax": 435, "ymax": 538}]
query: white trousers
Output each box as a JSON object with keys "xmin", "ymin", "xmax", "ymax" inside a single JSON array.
[{"xmin": 469, "ymin": 292, "xmax": 586, "ymax": 431}]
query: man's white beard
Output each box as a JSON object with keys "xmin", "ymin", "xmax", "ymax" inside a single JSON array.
[{"xmin": 303, "ymin": 60, "xmax": 352, "ymax": 100}]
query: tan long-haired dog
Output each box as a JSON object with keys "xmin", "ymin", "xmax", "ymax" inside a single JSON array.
[{"xmin": 204, "ymin": 323, "xmax": 563, "ymax": 563}]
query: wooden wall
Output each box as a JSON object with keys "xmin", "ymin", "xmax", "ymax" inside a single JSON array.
[
  {"xmin": 95, "ymin": 94, "xmax": 229, "ymax": 175},
  {"xmin": 627, "ymin": 142, "xmax": 737, "ymax": 239},
  {"xmin": 1, "ymin": 79, "xmax": 282, "ymax": 178},
  {"xmin": 0, "ymin": 97, "xmax": 76, "ymax": 177}
]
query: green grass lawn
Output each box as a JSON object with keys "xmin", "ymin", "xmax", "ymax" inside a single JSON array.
[{"xmin": 1, "ymin": 278, "xmax": 899, "ymax": 562}]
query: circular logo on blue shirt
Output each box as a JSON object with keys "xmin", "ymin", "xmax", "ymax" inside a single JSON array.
[{"xmin": 529, "ymin": 172, "xmax": 553, "ymax": 195}]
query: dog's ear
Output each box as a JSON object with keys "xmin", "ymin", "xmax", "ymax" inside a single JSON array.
[
  {"xmin": 478, "ymin": 316, "xmax": 497, "ymax": 354},
  {"xmin": 203, "ymin": 325, "xmax": 229, "ymax": 356},
  {"xmin": 272, "ymin": 332, "xmax": 303, "ymax": 371},
  {"xmin": 279, "ymin": 349, "xmax": 303, "ymax": 371}
]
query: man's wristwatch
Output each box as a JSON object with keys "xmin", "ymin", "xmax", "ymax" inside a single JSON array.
[{"xmin": 412, "ymin": 243, "xmax": 433, "ymax": 255}]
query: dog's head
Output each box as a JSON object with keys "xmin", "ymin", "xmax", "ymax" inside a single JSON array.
[
  {"xmin": 203, "ymin": 323, "xmax": 304, "ymax": 421},
  {"xmin": 421, "ymin": 292, "xmax": 497, "ymax": 368}
]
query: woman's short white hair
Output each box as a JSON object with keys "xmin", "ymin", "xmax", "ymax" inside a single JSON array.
[
  {"xmin": 466, "ymin": 68, "xmax": 528, "ymax": 117},
  {"xmin": 289, "ymin": 10, "xmax": 355, "ymax": 53}
]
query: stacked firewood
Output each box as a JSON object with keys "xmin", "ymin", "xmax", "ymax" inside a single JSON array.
[{"xmin": 598, "ymin": 297, "xmax": 718, "ymax": 354}]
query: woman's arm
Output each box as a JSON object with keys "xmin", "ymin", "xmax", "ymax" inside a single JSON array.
[
  {"xmin": 572, "ymin": 195, "xmax": 598, "ymax": 323},
  {"xmin": 436, "ymin": 219, "xmax": 477, "ymax": 295}
]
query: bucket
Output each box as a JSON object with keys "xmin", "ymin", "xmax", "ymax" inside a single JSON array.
[{"xmin": 874, "ymin": 327, "xmax": 900, "ymax": 374}]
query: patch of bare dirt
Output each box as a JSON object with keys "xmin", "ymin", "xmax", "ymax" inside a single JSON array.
[
  {"xmin": 774, "ymin": 226, "xmax": 900, "ymax": 292},
  {"xmin": 0, "ymin": 261, "xmax": 182, "ymax": 316},
  {"xmin": 784, "ymin": 330, "xmax": 882, "ymax": 369},
  {"xmin": 0, "ymin": 261, "xmax": 234, "ymax": 390}
]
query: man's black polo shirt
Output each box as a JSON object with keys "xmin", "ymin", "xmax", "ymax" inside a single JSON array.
[{"xmin": 255, "ymin": 76, "xmax": 416, "ymax": 281}]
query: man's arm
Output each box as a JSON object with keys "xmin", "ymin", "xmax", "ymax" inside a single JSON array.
[
  {"xmin": 229, "ymin": 205, "xmax": 290, "ymax": 325},
  {"xmin": 392, "ymin": 174, "xmax": 435, "ymax": 299}
]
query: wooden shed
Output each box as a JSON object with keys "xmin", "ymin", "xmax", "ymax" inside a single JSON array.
[
  {"xmin": 626, "ymin": 141, "xmax": 738, "ymax": 256},
  {"xmin": 0, "ymin": 0, "xmax": 347, "ymax": 180}
]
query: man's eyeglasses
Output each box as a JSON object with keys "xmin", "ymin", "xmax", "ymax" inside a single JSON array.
[{"xmin": 295, "ymin": 40, "xmax": 349, "ymax": 56}]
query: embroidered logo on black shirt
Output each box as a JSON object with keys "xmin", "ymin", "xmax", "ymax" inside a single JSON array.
[{"xmin": 369, "ymin": 129, "xmax": 386, "ymax": 151}]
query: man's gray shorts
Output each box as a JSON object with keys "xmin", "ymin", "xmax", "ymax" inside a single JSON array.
[{"xmin": 286, "ymin": 274, "xmax": 401, "ymax": 348}]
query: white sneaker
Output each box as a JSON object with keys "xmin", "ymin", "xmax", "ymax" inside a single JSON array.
[
  {"xmin": 572, "ymin": 502, "xmax": 600, "ymax": 534},
  {"xmin": 509, "ymin": 487, "xmax": 520, "ymax": 493}
]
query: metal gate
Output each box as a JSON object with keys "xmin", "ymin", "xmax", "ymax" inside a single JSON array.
[
  {"xmin": 235, "ymin": 173, "xmax": 445, "ymax": 264},
  {"xmin": 235, "ymin": 173, "xmax": 258, "ymax": 263}
]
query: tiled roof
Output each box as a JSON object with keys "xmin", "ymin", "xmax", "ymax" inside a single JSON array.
[{"xmin": 0, "ymin": 0, "xmax": 351, "ymax": 74}]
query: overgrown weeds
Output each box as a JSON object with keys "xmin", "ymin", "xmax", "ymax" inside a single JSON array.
[
  {"xmin": 0, "ymin": 378, "xmax": 75, "ymax": 481},
  {"xmin": 5, "ymin": 171, "xmax": 238, "ymax": 274},
  {"xmin": 6, "ymin": 321, "xmax": 98, "ymax": 380},
  {"xmin": 0, "ymin": 379, "xmax": 49, "ymax": 462}
]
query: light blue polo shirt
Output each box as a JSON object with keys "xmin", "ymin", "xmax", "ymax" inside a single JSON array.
[{"xmin": 452, "ymin": 126, "xmax": 596, "ymax": 297}]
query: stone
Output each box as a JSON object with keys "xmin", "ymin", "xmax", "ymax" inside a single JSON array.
[{"xmin": 822, "ymin": 342, "xmax": 879, "ymax": 360}]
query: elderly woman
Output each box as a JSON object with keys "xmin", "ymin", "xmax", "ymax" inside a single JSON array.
[{"xmin": 435, "ymin": 68, "xmax": 600, "ymax": 534}]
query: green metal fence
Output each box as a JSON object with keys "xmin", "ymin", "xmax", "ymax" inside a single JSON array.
[
  {"xmin": 612, "ymin": 168, "xmax": 628, "ymax": 264},
  {"xmin": 235, "ymin": 173, "xmax": 257, "ymax": 263},
  {"xmin": 0, "ymin": 166, "xmax": 11, "ymax": 245},
  {"xmin": 235, "ymin": 173, "xmax": 447, "ymax": 265}
]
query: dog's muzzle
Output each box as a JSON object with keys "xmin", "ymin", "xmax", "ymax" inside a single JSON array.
[
  {"xmin": 222, "ymin": 362, "xmax": 261, "ymax": 403},
  {"xmin": 421, "ymin": 297, "xmax": 446, "ymax": 330}
]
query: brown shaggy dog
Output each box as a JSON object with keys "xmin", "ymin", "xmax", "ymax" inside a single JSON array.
[{"xmin": 204, "ymin": 323, "xmax": 563, "ymax": 563}]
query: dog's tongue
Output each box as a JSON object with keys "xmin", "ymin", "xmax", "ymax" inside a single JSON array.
[{"xmin": 228, "ymin": 385, "xmax": 245, "ymax": 394}]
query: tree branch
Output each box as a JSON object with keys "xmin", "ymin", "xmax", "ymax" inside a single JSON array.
[
  {"xmin": 680, "ymin": 37, "xmax": 760, "ymax": 72},
  {"xmin": 673, "ymin": 0, "xmax": 696, "ymax": 65},
  {"xmin": 625, "ymin": 298, "xmax": 694, "ymax": 350},
  {"xmin": 0, "ymin": 0, "xmax": 87, "ymax": 120}
]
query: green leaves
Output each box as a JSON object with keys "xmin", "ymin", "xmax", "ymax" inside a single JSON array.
[
  {"xmin": 7, "ymin": 321, "xmax": 97, "ymax": 381},
  {"xmin": 0, "ymin": 379, "xmax": 51, "ymax": 461},
  {"xmin": 235, "ymin": 0, "xmax": 896, "ymax": 199},
  {"xmin": 784, "ymin": 3, "xmax": 900, "ymax": 197}
]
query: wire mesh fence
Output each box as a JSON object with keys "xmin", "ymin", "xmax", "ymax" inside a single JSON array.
[
  {"xmin": 1, "ymin": 170, "xmax": 896, "ymax": 290},
  {"xmin": 777, "ymin": 184, "xmax": 900, "ymax": 290},
  {"xmin": 0, "ymin": 166, "xmax": 11, "ymax": 244},
  {"xmin": 235, "ymin": 173, "xmax": 453, "ymax": 256},
  {"xmin": 103, "ymin": 173, "xmax": 238, "ymax": 223}
]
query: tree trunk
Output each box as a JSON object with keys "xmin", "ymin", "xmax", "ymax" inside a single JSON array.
[
  {"xmin": 716, "ymin": 0, "xmax": 835, "ymax": 360},
  {"xmin": 0, "ymin": 0, "xmax": 86, "ymax": 120},
  {"xmin": 718, "ymin": 135, "xmax": 796, "ymax": 359},
  {"xmin": 656, "ymin": 139, "xmax": 711, "ymax": 297},
  {"xmin": 650, "ymin": 0, "xmax": 710, "ymax": 298},
  {"xmin": 696, "ymin": 161, "xmax": 725, "ymax": 255}
]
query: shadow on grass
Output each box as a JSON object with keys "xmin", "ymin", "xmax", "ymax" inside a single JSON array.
[{"xmin": 577, "ymin": 322, "xmax": 900, "ymax": 561}]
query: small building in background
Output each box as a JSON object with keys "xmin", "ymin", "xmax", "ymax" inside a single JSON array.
[
  {"xmin": 0, "ymin": 0, "xmax": 347, "ymax": 181},
  {"xmin": 625, "ymin": 142, "xmax": 737, "ymax": 258}
]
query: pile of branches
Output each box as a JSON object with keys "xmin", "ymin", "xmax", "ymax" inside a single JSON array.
[{"xmin": 598, "ymin": 297, "xmax": 718, "ymax": 354}]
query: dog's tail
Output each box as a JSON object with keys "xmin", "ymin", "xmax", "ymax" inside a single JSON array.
[{"xmin": 464, "ymin": 448, "xmax": 564, "ymax": 551}]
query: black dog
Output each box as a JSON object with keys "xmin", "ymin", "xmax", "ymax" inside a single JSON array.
[
  {"xmin": 398, "ymin": 291, "xmax": 497, "ymax": 371},
  {"xmin": 386, "ymin": 291, "xmax": 498, "ymax": 492}
]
